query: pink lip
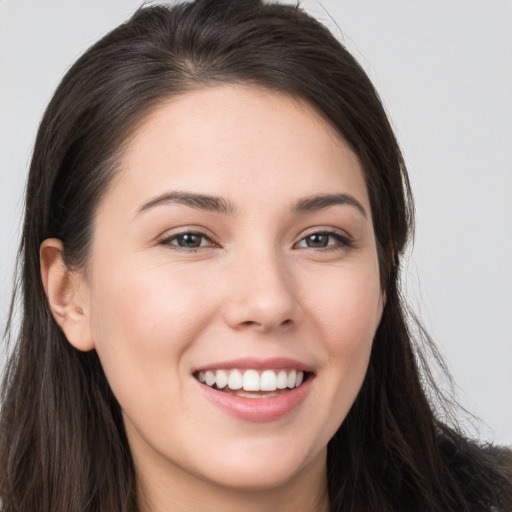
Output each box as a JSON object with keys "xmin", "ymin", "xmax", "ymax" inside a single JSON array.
[
  {"xmin": 193, "ymin": 357, "xmax": 313, "ymax": 373},
  {"xmin": 195, "ymin": 374, "xmax": 314, "ymax": 423}
]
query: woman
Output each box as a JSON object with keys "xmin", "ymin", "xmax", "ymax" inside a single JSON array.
[{"xmin": 1, "ymin": 0, "xmax": 510, "ymax": 510}]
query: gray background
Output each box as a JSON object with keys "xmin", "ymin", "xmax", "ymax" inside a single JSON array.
[{"xmin": 1, "ymin": 0, "xmax": 511, "ymax": 444}]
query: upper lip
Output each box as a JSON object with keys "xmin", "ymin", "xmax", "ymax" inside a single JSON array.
[{"xmin": 193, "ymin": 357, "xmax": 314, "ymax": 373}]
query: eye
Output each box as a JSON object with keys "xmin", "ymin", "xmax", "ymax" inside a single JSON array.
[
  {"xmin": 295, "ymin": 231, "xmax": 352, "ymax": 250},
  {"xmin": 159, "ymin": 231, "xmax": 216, "ymax": 250}
]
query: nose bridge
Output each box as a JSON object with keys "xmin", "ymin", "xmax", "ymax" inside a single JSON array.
[{"xmin": 223, "ymin": 241, "xmax": 300, "ymax": 331}]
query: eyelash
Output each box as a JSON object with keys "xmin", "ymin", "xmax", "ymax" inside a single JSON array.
[
  {"xmin": 158, "ymin": 229, "xmax": 353, "ymax": 252},
  {"xmin": 294, "ymin": 231, "xmax": 354, "ymax": 251},
  {"xmin": 158, "ymin": 231, "xmax": 217, "ymax": 252}
]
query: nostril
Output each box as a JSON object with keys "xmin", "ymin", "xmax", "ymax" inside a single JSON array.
[{"xmin": 239, "ymin": 318, "xmax": 293, "ymax": 329}]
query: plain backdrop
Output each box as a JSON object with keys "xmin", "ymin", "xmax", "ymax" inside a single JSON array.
[{"xmin": 1, "ymin": 0, "xmax": 511, "ymax": 445}]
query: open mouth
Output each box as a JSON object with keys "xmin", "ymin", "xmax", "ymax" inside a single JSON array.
[{"xmin": 194, "ymin": 368, "xmax": 312, "ymax": 399}]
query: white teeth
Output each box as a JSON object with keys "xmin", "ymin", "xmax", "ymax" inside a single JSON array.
[
  {"xmin": 276, "ymin": 370, "xmax": 288, "ymax": 389},
  {"xmin": 242, "ymin": 369, "xmax": 260, "ymax": 391},
  {"xmin": 286, "ymin": 369, "xmax": 297, "ymax": 389},
  {"xmin": 197, "ymin": 368, "xmax": 307, "ymax": 392},
  {"xmin": 228, "ymin": 369, "xmax": 243, "ymax": 390},
  {"xmin": 205, "ymin": 371, "xmax": 215, "ymax": 387},
  {"xmin": 215, "ymin": 369, "xmax": 228, "ymax": 389},
  {"xmin": 260, "ymin": 370, "xmax": 277, "ymax": 391}
]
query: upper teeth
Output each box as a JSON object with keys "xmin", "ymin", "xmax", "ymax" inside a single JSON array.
[{"xmin": 197, "ymin": 369, "xmax": 305, "ymax": 392}]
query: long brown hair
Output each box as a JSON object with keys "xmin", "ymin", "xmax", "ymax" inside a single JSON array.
[{"xmin": 1, "ymin": 1, "xmax": 510, "ymax": 510}]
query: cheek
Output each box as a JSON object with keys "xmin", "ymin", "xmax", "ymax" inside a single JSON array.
[
  {"xmin": 304, "ymin": 264, "xmax": 382, "ymax": 419},
  {"xmin": 86, "ymin": 259, "xmax": 218, "ymax": 403},
  {"xmin": 90, "ymin": 257, "xmax": 214, "ymax": 340},
  {"xmin": 307, "ymin": 261, "xmax": 383, "ymax": 349}
]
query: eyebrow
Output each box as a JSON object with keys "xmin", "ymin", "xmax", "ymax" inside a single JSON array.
[
  {"xmin": 137, "ymin": 190, "xmax": 367, "ymax": 218},
  {"xmin": 291, "ymin": 193, "xmax": 367, "ymax": 218},
  {"xmin": 138, "ymin": 191, "xmax": 237, "ymax": 215}
]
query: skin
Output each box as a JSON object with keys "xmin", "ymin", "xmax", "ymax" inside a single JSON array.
[{"xmin": 41, "ymin": 85, "xmax": 384, "ymax": 512}]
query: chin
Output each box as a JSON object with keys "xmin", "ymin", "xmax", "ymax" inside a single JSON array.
[{"xmin": 193, "ymin": 439, "xmax": 326, "ymax": 492}]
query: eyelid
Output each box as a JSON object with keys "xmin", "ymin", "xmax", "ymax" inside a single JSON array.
[
  {"xmin": 155, "ymin": 225, "xmax": 354, "ymax": 251},
  {"xmin": 157, "ymin": 227, "xmax": 220, "ymax": 250},
  {"xmin": 293, "ymin": 227, "xmax": 354, "ymax": 250}
]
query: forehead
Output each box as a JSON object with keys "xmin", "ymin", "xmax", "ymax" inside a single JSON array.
[{"xmin": 101, "ymin": 85, "xmax": 370, "ymax": 216}]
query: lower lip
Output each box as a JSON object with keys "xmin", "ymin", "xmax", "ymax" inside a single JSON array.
[{"xmin": 196, "ymin": 377, "xmax": 313, "ymax": 423}]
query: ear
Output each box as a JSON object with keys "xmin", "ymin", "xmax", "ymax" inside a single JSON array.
[{"xmin": 40, "ymin": 238, "xmax": 95, "ymax": 351}]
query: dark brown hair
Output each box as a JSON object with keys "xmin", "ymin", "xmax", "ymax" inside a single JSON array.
[{"xmin": 1, "ymin": 1, "xmax": 510, "ymax": 510}]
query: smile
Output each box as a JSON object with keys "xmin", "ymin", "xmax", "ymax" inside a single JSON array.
[
  {"xmin": 193, "ymin": 358, "xmax": 314, "ymax": 421},
  {"xmin": 195, "ymin": 368, "xmax": 306, "ymax": 397}
]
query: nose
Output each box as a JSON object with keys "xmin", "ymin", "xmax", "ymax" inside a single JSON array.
[{"xmin": 222, "ymin": 249, "xmax": 301, "ymax": 333}]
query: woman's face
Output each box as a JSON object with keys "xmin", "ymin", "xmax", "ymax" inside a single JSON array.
[{"xmin": 77, "ymin": 86, "xmax": 383, "ymax": 496}]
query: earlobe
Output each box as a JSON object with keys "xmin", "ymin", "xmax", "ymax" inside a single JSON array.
[{"xmin": 40, "ymin": 238, "xmax": 95, "ymax": 352}]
